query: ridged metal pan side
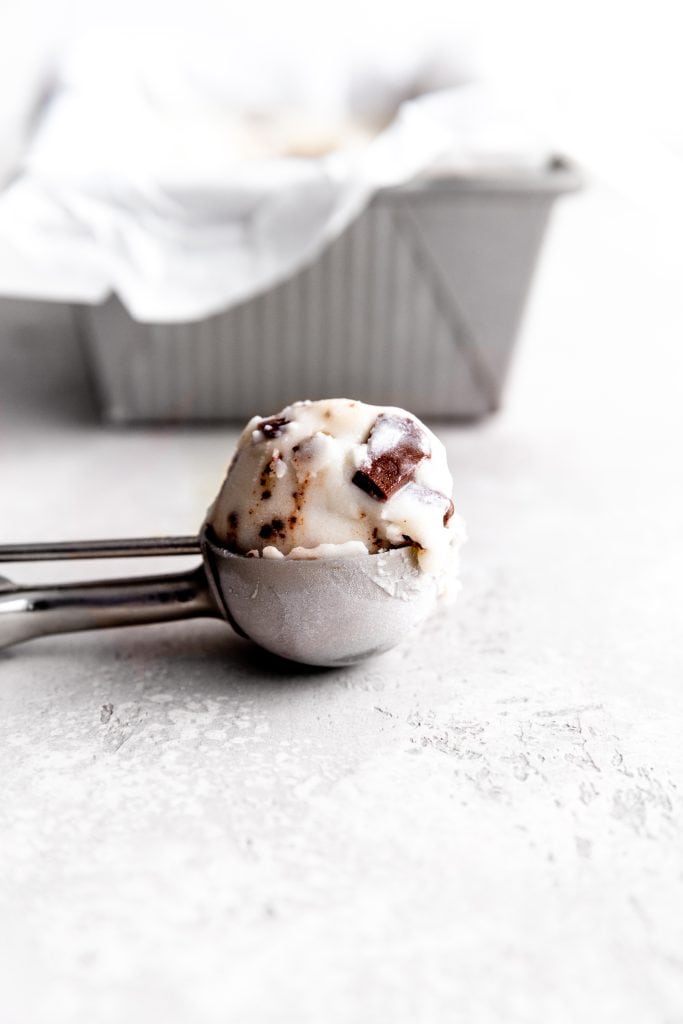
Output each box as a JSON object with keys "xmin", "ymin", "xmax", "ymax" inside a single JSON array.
[{"xmin": 78, "ymin": 164, "xmax": 579, "ymax": 423}]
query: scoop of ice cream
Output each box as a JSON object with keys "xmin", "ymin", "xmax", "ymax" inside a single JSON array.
[{"xmin": 206, "ymin": 398, "xmax": 464, "ymax": 580}]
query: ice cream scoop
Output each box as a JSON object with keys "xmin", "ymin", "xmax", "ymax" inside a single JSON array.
[
  {"xmin": 0, "ymin": 533, "xmax": 441, "ymax": 666},
  {"xmin": 208, "ymin": 398, "xmax": 462, "ymax": 580},
  {"xmin": 0, "ymin": 401, "xmax": 464, "ymax": 665}
]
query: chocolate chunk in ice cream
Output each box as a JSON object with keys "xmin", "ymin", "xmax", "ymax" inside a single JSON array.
[
  {"xmin": 256, "ymin": 416, "xmax": 290, "ymax": 439},
  {"xmin": 400, "ymin": 483, "xmax": 455, "ymax": 527},
  {"xmin": 352, "ymin": 413, "xmax": 431, "ymax": 501}
]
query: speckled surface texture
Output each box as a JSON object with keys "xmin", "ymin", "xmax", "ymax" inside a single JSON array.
[{"xmin": 1, "ymin": 188, "xmax": 682, "ymax": 1023}]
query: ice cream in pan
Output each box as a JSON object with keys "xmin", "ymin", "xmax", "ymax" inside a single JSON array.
[{"xmin": 0, "ymin": 399, "xmax": 465, "ymax": 666}]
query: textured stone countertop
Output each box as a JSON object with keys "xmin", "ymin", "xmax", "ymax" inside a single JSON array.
[{"xmin": 1, "ymin": 187, "xmax": 682, "ymax": 1023}]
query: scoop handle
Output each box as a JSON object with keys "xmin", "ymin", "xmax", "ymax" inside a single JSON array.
[
  {"xmin": 0, "ymin": 566, "xmax": 218, "ymax": 651},
  {"xmin": 0, "ymin": 536, "xmax": 201, "ymax": 561}
]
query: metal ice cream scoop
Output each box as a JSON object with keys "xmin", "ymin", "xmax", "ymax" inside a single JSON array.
[{"xmin": 0, "ymin": 528, "xmax": 439, "ymax": 666}]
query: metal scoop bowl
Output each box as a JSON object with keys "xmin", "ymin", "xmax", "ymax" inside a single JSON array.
[{"xmin": 0, "ymin": 528, "xmax": 439, "ymax": 666}]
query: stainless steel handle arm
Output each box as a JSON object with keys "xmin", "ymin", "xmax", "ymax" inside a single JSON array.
[
  {"xmin": 0, "ymin": 566, "xmax": 218, "ymax": 651},
  {"xmin": 0, "ymin": 536, "xmax": 201, "ymax": 562}
]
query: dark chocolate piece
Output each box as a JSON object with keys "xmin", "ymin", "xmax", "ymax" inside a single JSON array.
[
  {"xmin": 401, "ymin": 483, "xmax": 455, "ymax": 526},
  {"xmin": 369, "ymin": 526, "xmax": 392, "ymax": 554},
  {"xmin": 352, "ymin": 414, "xmax": 431, "ymax": 501},
  {"xmin": 352, "ymin": 470, "xmax": 385, "ymax": 500},
  {"xmin": 223, "ymin": 511, "xmax": 240, "ymax": 551},
  {"xmin": 258, "ymin": 517, "xmax": 286, "ymax": 541},
  {"xmin": 256, "ymin": 416, "xmax": 290, "ymax": 439}
]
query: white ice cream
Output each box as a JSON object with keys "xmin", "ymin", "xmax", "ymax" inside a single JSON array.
[{"xmin": 207, "ymin": 398, "xmax": 465, "ymax": 581}]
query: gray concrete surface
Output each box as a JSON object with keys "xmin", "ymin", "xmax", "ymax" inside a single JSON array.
[{"xmin": 0, "ymin": 187, "xmax": 682, "ymax": 1023}]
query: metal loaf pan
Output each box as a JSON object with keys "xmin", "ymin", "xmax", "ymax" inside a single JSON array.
[{"xmin": 77, "ymin": 161, "xmax": 580, "ymax": 423}]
